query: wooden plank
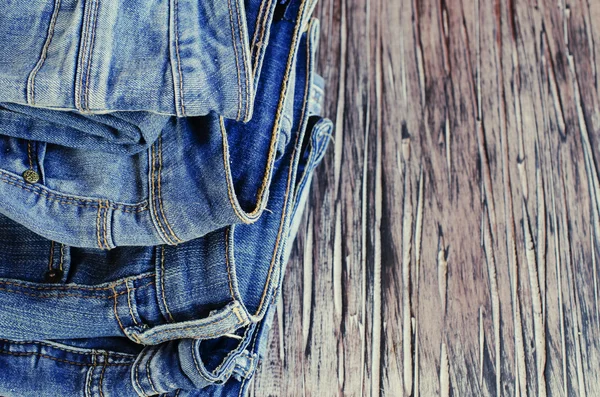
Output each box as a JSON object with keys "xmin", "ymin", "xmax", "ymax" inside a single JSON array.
[{"xmin": 253, "ymin": 0, "xmax": 600, "ymax": 395}]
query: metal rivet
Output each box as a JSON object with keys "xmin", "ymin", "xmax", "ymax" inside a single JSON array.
[
  {"xmin": 45, "ymin": 269, "xmax": 63, "ymax": 283},
  {"xmin": 22, "ymin": 169, "xmax": 40, "ymax": 184}
]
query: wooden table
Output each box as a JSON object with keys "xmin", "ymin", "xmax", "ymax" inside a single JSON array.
[{"xmin": 253, "ymin": 0, "xmax": 600, "ymax": 395}]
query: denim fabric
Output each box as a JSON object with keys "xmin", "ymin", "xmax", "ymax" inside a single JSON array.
[
  {"xmin": 0, "ymin": 0, "xmax": 279, "ymax": 120},
  {"xmin": 0, "ymin": 6, "xmax": 330, "ymax": 395},
  {"xmin": 0, "ymin": 0, "xmax": 310, "ymax": 250}
]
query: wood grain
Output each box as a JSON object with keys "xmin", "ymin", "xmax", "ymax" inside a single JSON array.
[{"xmin": 253, "ymin": 0, "xmax": 600, "ymax": 395}]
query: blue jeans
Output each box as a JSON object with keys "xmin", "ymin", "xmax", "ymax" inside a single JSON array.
[
  {"xmin": 0, "ymin": 0, "xmax": 331, "ymax": 394},
  {"xmin": 0, "ymin": 0, "xmax": 316, "ymax": 249}
]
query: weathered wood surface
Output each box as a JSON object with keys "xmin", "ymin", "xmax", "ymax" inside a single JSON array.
[{"xmin": 253, "ymin": 0, "xmax": 600, "ymax": 395}]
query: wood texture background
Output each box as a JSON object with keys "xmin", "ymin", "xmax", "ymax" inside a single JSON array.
[{"xmin": 253, "ymin": 0, "xmax": 600, "ymax": 395}]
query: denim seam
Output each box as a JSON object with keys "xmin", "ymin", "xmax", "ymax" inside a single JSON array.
[
  {"xmin": 47, "ymin": 240, "xmax": 55, "ymax": 271},
  {"xmin": 251, "ymin": 0, "xmax": 272, "ymax": 74},
  {"xmin": 220, "ymin": 0, "xmax": 307, "ymax": 224},
  {"xmin": 102, "ymin": 201, "xmax": 109, "ymax": 249},
  {"xmin": 134, "ymin": 353, "xmax": 149, "ymax": 397},
  {"xmin": 96, "ymin": 201, "xmax": 103, "ymax": 249},
  {"xmin": 249, "ymin": 0, "xmax": 268, "ymax": 69},
  {"xmin": 59, "ymin": 243, "xmax": 64, "ymax": 271},
  {"xmin": 0, "ymin": 281, "xmax": 154, "ymax": 299},
  {"xmin": 134, "ymin": 308, "xmax": 247, "ymax": 342},
  {"xmin": 0, "ymin": 349, "xmax": 133, "ymax": 367},
  {"xmin": 145, "ymin": 346, "xmax": 160, "ymax": 395},
  {"xmin": 86, "ymin": 353, "xmax": 96, "ymax": 397},
  {"xmin": 26, "ymin": 141, "xmax": 34, "ymax": 169},
  {"xmin": 173, "ymin": 0, "xmax": 186, "ymax": 116},
  {"xmin": 0, "ymin": 170, "xmax": 149, "ymax": 211},
  {"xmin": 76, "ymin": 0, "xmax": 92, "ymax": 111},
  {"xmin": 112, "ymin": 285, "xmax": 129, "ymax": 338},
  {"xmin": 157, "ymin": 137, "xmax": 182, "ymax": 243},
  {"xmin": 227, "ymin": 0, "xmax": 243, "ymax": 120},
  {"xmin": 99, "ymin": 352, "xmax": 107, "ymax": 397},
  {"xmin": 0, "ymin": 339, "xmax": 136, "ymax": 358},
  {"xmin": 159, "ymin": 246, "xmax": 175, "ymax": 322},
  {"xmin": 254, "ymin": 0, "xmax": 312, "ymax": 317},
  {"xmin": 211, "ymin": 325, "xmax": 252, "ymax": 375},
  {"xmin": 27, "ymin": 0, "xmax": 62, "ymax": 104},
  {"xmin": 232, "ymin": 0, "xmax": 251, "ymax": 121},
  {"xmin": 224, "ymin": 228, "xmax": 236, "ymax": 301},
  {"xmin": 0, "ymin": 273, "xmax": 153, "ymax": 291},
  {"xmin": 149, "ymin": 143, "xmax": 176, "ymax": 245},
  {"xmin": 191, "ymin": 340, "xmax": 213, "ymax": 383},
  {"xmin": 237, "ymin": 314, "xmax": 263, "ymax": 397},
  {"xmin": 126, "ymin": 282, "xmax": 140, "ymax": 327},
  {"xmin": 84, "ymin": 0, "xmax": 100, "ymax": 111}
]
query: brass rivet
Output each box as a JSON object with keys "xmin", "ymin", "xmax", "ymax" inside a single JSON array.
[{"xmin": 22, "ymin": 169, "xmax": 40, "ymax": 184}]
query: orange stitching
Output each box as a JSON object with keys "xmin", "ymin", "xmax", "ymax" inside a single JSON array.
[
  {"xmin": 126, "ymin": 282, "xmax": 140, "ymax": 326},
  {"xmin": 59, "ymin": 243, "xmax": 64, "ymax": 271},
  {"xmin": 150, "ymin": 144, "xmax": 175, "ymax": 245},
  {"xmin": 27, "ymin": 141, "xmax": 34, "ymax": 169},
  {"xmin": 47, "ymin": 241, "xmax": 55, "ymax": 271},
  {"xmin": 27, "ymin": 0, "xmax": 62, "ymax": 104},
  {"xmin": 0, "ymin": 284, "xmax": 153, "ymax": 299},
  {"xmin": 249, "ymin": 0, "xmax": 267, "ymax": 60},
  {"xmin": 0, "ymin": 171, "xmax": 148, "ymax": 211},
  {"xmin": 252, "ymin": 0, "xmax": 273, "ymax": 74},
  {"xmin": 145, "ymin": 345, "xmax": 160, "ymax": 395},
  {"xmin": 157, "ymin": 137, "xmax": 181, "ymax": 243},
  {"xmin": 233, "ymin": 0, "xmax": 251, "ymax": 120},
  {"xmin": 0, "ymin": 339, "xmax": 135, "ymax": 358},
  {"xmin": 173, "ymin": 0, "xmax": 186, "ymax": 116},
  {"xmin": 76, "ymin": 0, "xmax": 92, "ymax": 111},
  {"xmin": 256, "ymin": 4, "xmax": 313, "ymax": 315},
  {"xmin": 96, "ymin": 203, "xmax": 103, "ymax": 249},
  {"xmin": 87, "ymin": 353, "xmax": 96, "ymax": 397},
  {"xmin": 103, "ymin": 200, "xmax": 110, "ymax": 249},
  {"xmin": 0, "ymin": 273, "xmax": 153, "ymax": 291},
  {"xmin": 134, "ymin": 351, "xmax": 148, "ymax": 397},
  {"xmin": 227, "ymin": 0, "xmax": 242, "ymax": 120},
  {"xmin": 112, "ymin": 286, "xmax": 128, "ymax": 337},
  {"xmin": 160, "ymin": 247, "xmax": 175, "ymax": 322},
  {"xmin": 224, "ymin": 228, "xmax": 237, "ymax": 301},
  {"xmin": 0, "ymin": 349, "xmax": 132, "ymax": 367},
  {"xmin": 99, "ymin": 352, "xmax": 107, "ymax": 397},
  {"xmin": 84, "ymin": 0, "xmax": 99, "ymax": 111}
]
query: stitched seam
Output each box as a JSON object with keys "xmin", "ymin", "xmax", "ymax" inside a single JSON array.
[
  {"xmin": 150, "ymin": 144, "xmax": 175, "ymax": 245},
  {"xmin": 0, "ymin": 273, "xmax": 153, "ymax": 291},
  {"xmin": 219, "ymin": 0, "xmax": 305, "ymax": 223},
  {"xmin": 157, "ymin": 137, "xmax": 181, "ymax": 243},
  {"xmin": 233, "ymin": 0, "xmax": 251, "ymax": 120},
  {"xmin": 212, "ymin": 326, "xmax": 251, "ymax": 375},
  {"xmin": 84, "ymin": 0, "xmax": 99, "ymax": 111},
  {"xmin": 0, "ymin": 170, "xmax": 148, "ymax": 211},
  {"xmin": 0, "ymin": 339, "xmax": 135, "ymax": 358},
  {"xmin": 145, "ymin": 346, "xmax": 160, "ymax": 395},
  {"xmin": 48, "ymin": 241, "xmax": 55, "ymax": 271},
  {"xmin": 59, "ymin": 243, "xmax": 64, "ymax": 271},
  {"xmin": 226, "ymin": 0, "xmax": 242, "ymax": 120},
  {"xmin": 252, "ymin": 0, "xmax": 272, "ymax": 74},
  {"xmin": 27, "ymin": 141, "xmax": 34, "ymax": 169},
  {"xmin": 160, "ymin": 247, "xmax": 175, "ymax": 322},
  {"xmin": 191, "ymin": 340, "xmax": 214, "ymax": 382},
  {"xmin": 238, "ymin": 319, "xmax": 261, "ymax": 396},
  {"xmin": 99, "ymin": 352, "xmax": 107, "ymax": 397},
  {"xmin": 0, "ymin": 282, "xmax": 154, "ymax": 299},
  {"xmin": 87, "ymin": 354, "xmax": 96, "ymax": 397},
  {"xmin": 112, "ymin": 285, "xmax": 128, "ymax": 337},
  {"xmin": 126, "ymin": 282, "xmax": 140, "ymax": 327},
  {"xmin": 96, "ymin": 203, "xmax": 103, "ymax": 249},
  {"xmin": 76, "ymin": 0, "xmax": 92, "ymax": 111},
  {"xmin": 103, "ymin": 200, "xmax": 110, "ymax": 249},
  {"xmin": 255, "ymin": 0, "xmax": 311, "ymax": 315},
  {"xmin": 173, "ymin": 0, "xmax": 186, "ymax": 116},
  {"xmin": 134, "ymin": 353, "xmax": 148, "ymax": 397},
  {"xmin": 0, "ymin": 349, "xmax": 132, "ymax": 366},
  {"xmin": 249, "ymin": 0, "xmax": 267, "ymax": 60},
  {"xmin": 27, "ymin": 0, "xmax": 62, "ymax": 104},
  {"xmin": 224, "ymin": 228, "xmax": 236, "ymax": 301}
]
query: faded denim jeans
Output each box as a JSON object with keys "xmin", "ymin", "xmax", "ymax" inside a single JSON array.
[{"xmin": 0, "ymin": 0, "xmax": 331, "ymax": 395}]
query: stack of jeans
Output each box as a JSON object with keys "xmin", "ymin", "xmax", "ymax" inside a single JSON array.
[{"xmin": 0, "ymin": 0, "xmax": 331, "ymax": 395}]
